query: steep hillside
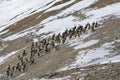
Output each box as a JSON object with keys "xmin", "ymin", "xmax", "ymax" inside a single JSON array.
[{"xmin": 0, "ymin": 0, "xmax": 120, "ymax": 80}]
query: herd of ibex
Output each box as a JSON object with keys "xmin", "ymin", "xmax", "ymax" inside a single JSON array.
[{"xmin": 6, "ymin": 22, "xmax": 99, "ymax": 79}]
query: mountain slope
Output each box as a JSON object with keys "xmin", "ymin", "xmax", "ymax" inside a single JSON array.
[{"xmin": 0, "ymin": 0, "xmax": 120, "ymax": 80}]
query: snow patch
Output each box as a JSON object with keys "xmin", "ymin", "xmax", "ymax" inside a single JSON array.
[
  {"xmin": 0, "ymin": 30, "xmax": 9, "ymax": 36},
  {"xmin": 0, "ymin": 50, "xmax": 18, "ymax": 64},
  {"xmin": 0, "ymin": 45, "xmax": 29, "ymax": 64},
  {"xmin": 2, "ymin": 31, "xmax": 29, "ymax": 41},
  {"xmin": 37, "ymin": 1, "xmax": 120, "ymax": 38},
  {"xmin": 57, "ymin": 41, "xmax": 118, "ymax": 71},
  {"xmin": 45, "ymin": 0, "xmax": 75, "ymax": 12},
  {"xmin": 41, "ymin": 0, "xmax": 99, "ymax": 25},
  {"xmin": 74, "ymin": 40, "xmax": 99, "ymax": 50},
  {"xmin": 36, "ymin": 16, "xmax": 75, "ymax": 35},
  {"xmin": 86, "ymin": 3, "xmax": 120, "ymax": 18},
  {"xmin": 31, "ymin": 76, "xmax": 70, "ymax": 80},
  {"xmin": 0, "ymin": 45, "xmax": 8, "ymax": 51},
  {"xmin": 2, "ymin": 26, "xmax": 36, "ymax": 41},
  {"xmin": 71, "ymin": 42, "xmax": 115, "ymax": 67},
  {"xmin": 67, "ymin": 34, "xmax": 90, "ymax": 46},
  {"xmin": 2, "ymin": 0, "xmax": 120, "ymax": 41},
  {"xmin": 0, "ymin": 0, "xmax": 58, "ymax": 31}
]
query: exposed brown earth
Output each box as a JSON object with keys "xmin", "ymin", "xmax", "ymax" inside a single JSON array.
[
  {"xmin": 87, "ymin": 0, "xmax": 120, "ymax": 9},
  {"xmin": 0, "ymin": 45, "xmax": 79, "ymax": 80},
  {"xmin": 38, "ymin": 62, "xmax": 120, "ymax": 80}
]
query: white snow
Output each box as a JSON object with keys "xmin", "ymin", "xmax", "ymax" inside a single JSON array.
[
  {"xmin": 0, "ymin": 0, "xmax": 60, "ymax": 31},
  {"xmin": 45, "ymin": 0, "xmax": 75, "ymax": 12},
  {"xmin": 87, "ymin": 3, "xmax": 120, "ymax": 17},
  {"xmin": 74, "ymin": 40, "xmax": 99, "ymax": 50},
  {"xmin": 85, "ymin": 2, "xmax": 120, "ymax": 21},
  {"xmin": 0, "ymin": 0, "xmax": 120, "ymax": 79},
  {"xmin": 57, "ymin": 41, "xmax": 119, "ymax": 71},
  {"xmin": 72, "ymin": 42, "xmax": 114, "ymax": 67},
  {"xmin": 2, "ymin": 0, "xmax": 120, "ymax": 41},
  {"xmin": 67, "ymin": 34, "xmax": 90, "ymax": 46},
  {"xmin": 37, "ymin": 1, "xmax": 120, "ymax": 36},
  {"xmin": 0, "ymin": 50, "xmax": 18, "ymax": 64},
  {"xmin": 40, "ymin": 0, "xmax": 99, "ymax": 25},
  {"xmin": 0, "ymin": 45, "xmax": 8, "ymax": 51},
  {"xmin": 37, "ymin": 16, "xmax": 75, "ymax": 35},
  {"xmin": 31, "ymin": 76, "xmax": 70, "ymax": 80},
  {"xmin": 0, "ymin": 30, "xmax": 9, "ymax": 36},
  {"xmin": 0, "ymin": 0, "xmax": 119, "ymax": 68},
  {"xmin": 0, "ymin": 45, "xmax": 29, "ymax": 64},
  {"xmin": 2, "ymin": 26, "xmax": 36, "ymax": 41},
  {"xmin": 2, "ymin": 31, "xmax": 30, "ymax": 41},
  {"xmin": 33, "ymin": 38, "xmax": 39, "ymax": 42}
]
